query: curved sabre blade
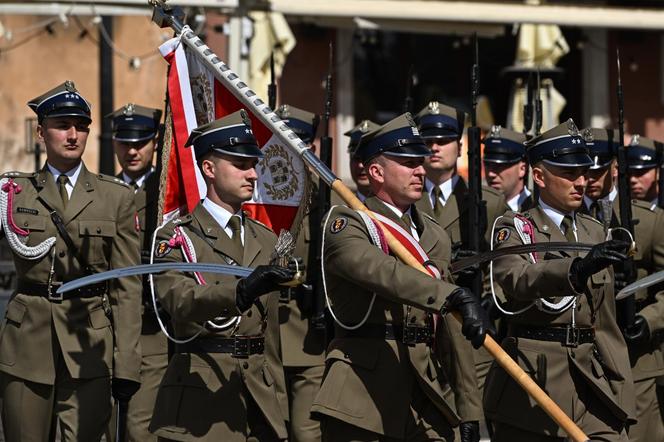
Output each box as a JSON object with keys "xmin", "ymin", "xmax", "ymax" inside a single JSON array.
[
  {"xmin": 56, "ymin": 262, "xmax": 254, "ymax": 294},
  {"xmin": 616, "ymin": 269, "xmax": 664, "ymax": 300}
]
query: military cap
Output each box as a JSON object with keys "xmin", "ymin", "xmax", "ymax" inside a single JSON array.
[
  {"xmin": 27, "ymin": 80, "xmax": 91, "ymax": 123},
  {"xmin": 356, "ymin": 113, "xmax": 430, "ymax": 163},
  {"xmin": 627, "ymin": 134, "xmax": 661, "ymax": 170},
  {"xmin": 482, "ymin": 125, "xmax": 527, "ymax": 164},
  {"xmin": 106, "ymin": 103, "xmax": 162, "ymax": 143},
  {"xmin": 582, "ymin": 127, "xmax": 619, "ymax": 170},
  {"xmin": 276, "ymin": 104, "xmax": 320, "ymax": 144},
  {"xmin": 186, "ymin": 109, "xmax": 263, "ymax": 159},
  {"xmin": 415, "ymin": 101, "xmax": 466, "ymax": 142},
  {"xmin": 345, "ymin": 119, "xmax": 380, "ymax": 157},
  {"xmin": 525, "ymin": 119, "xmax": 592, "ymax": 168}
]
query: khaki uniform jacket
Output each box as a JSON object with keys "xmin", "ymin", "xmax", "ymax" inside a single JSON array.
[
  {"xmin": 278, "ymin": 180, "xmax": 328, "ymax": 367},
  {"xmin": 149, "ymin": 203, "xmax": 288, "ymax": 440},
  {"xmin": 0, "ymin": 165, "xmax": 142, "ymax": 383},
  {"xmin": 580, "ymin": 197, "xmax": 664, "ymax": 381},
  {"xmin": 484, "ymin": 206, "xmax": 636, "ymax": 436},
  {"xmin": 311, "ymin": 196, "xmax": 478, "ymax": 437},
  {"xmin": 118, "ymin": 171, "xmax": 167, "ymax": 357}
]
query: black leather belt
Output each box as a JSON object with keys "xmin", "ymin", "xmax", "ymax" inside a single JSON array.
[
  {"xmin": 336, "ymin": 323, "xmax": 433, "ymax": 346},
  {"xmin": 510, "ymin": 325, "xmax": 595, "ymax": 348},
  {"xmin": 17, "ymin": 280, "xmax": 107, "ymax": 303},
  {"xmin": 176, "ymin": 336, "xmax": 265, "ymax": 358}
]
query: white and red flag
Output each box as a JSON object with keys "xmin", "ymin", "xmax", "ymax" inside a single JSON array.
[{"xmin": 158, "ymin": 36, "xmax": 308, "ymax": 233}]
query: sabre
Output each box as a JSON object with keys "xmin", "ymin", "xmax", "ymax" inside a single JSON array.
[
  {"xmin": 616, "ymin": 270, "xmax": 664, "ymax": 300},
  {"xmin": 57, "ymin": 262, "xmax": 253, "ymax": 294},
  {"xmin": 146, "ymin": 3, "xmax": 590, "ymax": 440}
]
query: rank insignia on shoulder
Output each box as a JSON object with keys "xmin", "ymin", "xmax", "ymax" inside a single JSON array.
[
  {"xmin": 330, "ymin": 217, "xmax": 348, "ymax": 234},
  {"xmin": 495, "ymin": 227, "xmax": 511, "ymax": 244},
  {"xmin": 154, "ymin": 240, "xmax": 172, "ymax": 258}
]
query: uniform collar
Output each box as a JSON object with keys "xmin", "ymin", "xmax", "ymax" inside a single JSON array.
[
  {"xmin": 507, "ymin": 187, "xmax": 532, "ymax": 212},
  {"xmin": 47, "ymin": 160, "xmax": 82, "ymax": 187},
  {"xmin": 582, "ymin": 186, "xmax": 618, "ymax": 211},
  {"xmin": 539, "ymin": 198, "xmax": 576, "ymax": 234},
  {"xmin": 202, "ymin": 197, "xmax": 244, "ymax": 241},
  {"xmin": 379, "ymin": 199, "xmax": 419, "ymax": 240},
  {"xmin": 425, "ymin": 174, "xmax": 459, "ymax": 205},
  {"xmin": 122, "ymin": 167, "xmax": 154, "ymax": 190}
]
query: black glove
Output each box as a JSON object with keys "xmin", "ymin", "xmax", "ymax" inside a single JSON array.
[
  {"xmin": 624, "ymin": 315, "xmax": 651, "ymax": 345},
  {"xmin": 460, "ymin": 421, "xmax": 480, "ymax": 442},
  {"xmin": 443, "ymin": 287, "xmax": 491, "ymax": 349},
  {"xmin": 570, "ymin": 240, "xmax": 629, "ymax": 291},
  {"xmin": 236, "ymin": 265, "xmax": 295, "ymax": 312},
  {"xmin": 112, "ymin": 378, "xmax": 140, "ymax": 403}
]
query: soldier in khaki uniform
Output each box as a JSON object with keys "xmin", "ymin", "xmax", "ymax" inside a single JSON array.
[
  {"xmin": 627, "ymin": 135, "xmax": 660, "ymax": 205},
  {"xmin": 483, "ymin": 125, "xmax": 534, "ymax": 212},
  {"xmin": 582, "ymin": 131, "xmax": 664, "ymax": 441},
  {"xmin": 312, "ymin": 113, "xmax": 490, "ymax": 441},
  {"xmin": 345, "ymin": 120, "xmax": 380, "ymax": 202},
  {"xmin": 414, "ymin": 102, "xmax": 505, "ymax": 438},
  {"xmin": 275, "ymin": 104, "xmax": 328, "ymax": 442},
  {"xmin": 149, "ymin": 110, "xmax": 293, "ymax": 441},
  {"xmin": 484, "ymin": 119, "xmax": 636, "ymax": 441},
  {"xmin": 108, "ymin": 103, "xmax": 167, "ymax": 441},
  {"xmin": 0, "ymin": 81, "xmax": 142, "ymax": 441}
]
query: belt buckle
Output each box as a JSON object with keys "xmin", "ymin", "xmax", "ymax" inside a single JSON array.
[
  {"xmin": 402, "ymin": 326, "xmax": 418, "ymax": 346},
  {"xmin": 48, "ymin": 283, "xmax": 63, "ymax": 303},
  {"xmin": 565, "ymin": 325, "xmax": 579, "ymax": 348},
  {"xmin": 233, "ymin": 337, "xmax": 250, "ymax": 358}
]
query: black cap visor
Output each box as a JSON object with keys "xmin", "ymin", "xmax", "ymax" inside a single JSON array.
[
  {"xmin": 44, "ymin": 107, "xmax": 91, "ymax": 123},
  {"xmin": 113, "ymin": 129, "xmax": 157, "ymax": 143},
  {"xmin": 542, "ymin": 153, "xmax": 594, "ymax": 168},
  {"xmin": 382, "ymin": 143, "xmax": 432, "ymax": 158}
]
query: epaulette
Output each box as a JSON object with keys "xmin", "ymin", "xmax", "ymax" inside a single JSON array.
[
  {"xmin": 2, "ymin": 171, "xmax": 34, "ymax": 179},
  {"xmin": 245, "ymin": 215, "xmax": 275, "ymax": 233},
  {"xmin": 97, "ymin": 173, "xmax": 130, "ymax": 188},
  {"xmin": 421, "ymin": 212, "xmax": 440, "ymax": 225},
  {"xmin": 577, "ymin": 212, "xmax": 603, "ymax": 225},
  {"xmin": 482, "ymin": 185, "xmax": 503, "ymax": 198},
  {"xmin": 631, "ymin": 199, "xmax": 654, "ymax": 211},
  {"xmin": 171, "ymin": 214, "xmax": 193, "ymax": 226}
]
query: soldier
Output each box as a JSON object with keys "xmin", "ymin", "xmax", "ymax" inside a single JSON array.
[
  {"xmin": 311, "ymin": 113, "xmax": 490, "ymax": 441},
  {"xmin": 582, "ymin": 128, "xmax": 664, "ymax": 441},
  {"xmin": 108, "ymin": 103, "xmax": 166, "ymax": 441},
  {"xmin": 0, "ymin": 81, "xmax": 142, "ymax": 440},
  {"xmin": 414, "ymin": 101, "xmax": 505, "ymax": 424},
  {"xmin": 483, "ymin": 125, "xmax": 533, "ymax": 212},
  {"xmin": 627, "ymin": 135, "xmax": 660, "ymax": 206},
  {"xmin": 148, "ymin": 110, "xmax": 294, "ymax": 441},
  {"xmin": 345, "ymin": 119, "xmax": 380, "ymax": 201},
  {"xmin": 274, "ymin": 104, "xmax": 327, "ymax": 442},
  {"xmin": 484, "ymin": 119, "xmax": 636, "ymax": 441}
]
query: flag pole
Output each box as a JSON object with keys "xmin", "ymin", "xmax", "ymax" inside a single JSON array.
[{"xmin": 147, "ymin": 3, "xmax": 588, "ymax": 440}]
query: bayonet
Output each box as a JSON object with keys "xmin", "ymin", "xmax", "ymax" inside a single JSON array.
[
  {"xmin": 268, "ymin": 51, "xmax": 277, "ymax": 110},
  {"xmin": 403, "ymin": 64, "xmax": 414, "ymax": 113}
]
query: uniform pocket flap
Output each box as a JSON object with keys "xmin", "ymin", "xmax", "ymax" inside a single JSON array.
[
  {"xmin": 89, "ymin": 307, "xmax": 111, "ymax": 329},
  {"xmin": 5, "ymin": 301, "xmax": 26, "ymax": 324},
  {"xmin": 79, "ymin": 220, "xmax": 116, "ymax": 238},
  {"xmin": 326, "ymin": 342, "xmax": 379, "ymax": 370},
  {"xmin": 13, "ymin": 214, "xmax": 47, "ymax": 232}
]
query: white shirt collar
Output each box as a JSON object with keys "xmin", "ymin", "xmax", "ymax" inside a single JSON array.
[
  {"xmin": 47, "ymin": 161, "xmax": 82, "ymax": 198},
  {"xmin": 425, "ymin": 175, "xmax": 459, "ymax": 208},
  {"xmin": 507, "ymin": 187, "xmax": 532, "ymax": 212},
  {"xmin": 122, "ymin": 167, "xmax": 154, "ymax": 191},
  {"xmin": 380, "ymin": 199, "xmax": 419, "ymax": 241},
  {"xmin": 651, "ymin": 199, "xmax": 658, "ymax": 211},
  {"xmin": 539, "ymin": 199, "xmax": 576, "ymax": 238},
  {"xmin": 202, "ymin": 198, "xmax": 244, "ymax": 244},
  {"xmin": 583, "ymin": 186, "xmax": 618, "ymax": 211}
]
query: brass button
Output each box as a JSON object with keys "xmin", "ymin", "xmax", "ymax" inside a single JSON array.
[
  {"xmin": 427, "ymin": 296, "xmax": 435, "ymax": 305},
  {"xmin": 23, "ymin": 222, "xmax": 28, "ymax": 227},
  {"xmin": 59, "ymin": 251, "xmax": 66, "ymax": 258},
  {"xmin": 96, "ymin": 227, "xmax": 101, "ymax": 234},
  {"xmin": 242, "ymin": 362, "xmax": 249, "ymax": 369}
]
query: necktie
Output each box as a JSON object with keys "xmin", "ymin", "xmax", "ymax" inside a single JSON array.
[
  {"xmin": 432, "ymin": 186, "xmax": 443, "ymax": 217},
  {"xmin": 57, "ymin": 175, "xmax": 69, "ymax": 208},
  {"xmin": 561, "ymin": 215, "xmax": 576, "ymax": 242},
  {"xmin": 401, "ymin": 212, "xmax": 418, "ymax": 239},
  {"xmin": 129, "ymin": 180, "xmax": 139, "ymax": 191},
  {"xmin": 590, "ymin": 200, "xmax": 603, "ymax": 223},
  {"xmin": 227, "ymin": 215, "xmax": 243, "ymax": 258}
]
